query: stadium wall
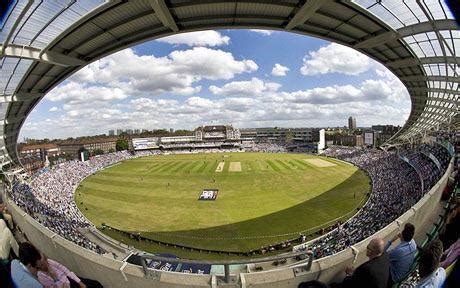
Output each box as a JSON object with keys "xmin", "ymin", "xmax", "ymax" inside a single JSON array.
[{"xmin": 5, "ymin": 159, "xmax": 453, "ymax": 288}]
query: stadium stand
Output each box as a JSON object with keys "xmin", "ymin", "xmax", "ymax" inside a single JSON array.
[
  {"xmin": 5, "ymin": 142, "xmax": 453, "ymax": 261},
  {"xmin": 1, "ymin": 139, "xmax": 456, "ymax": 287}
]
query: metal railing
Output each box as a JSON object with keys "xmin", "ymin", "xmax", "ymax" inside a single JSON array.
[{"xmin": 140, "ymin": 250, "xmax": 313, "ymax": 284}]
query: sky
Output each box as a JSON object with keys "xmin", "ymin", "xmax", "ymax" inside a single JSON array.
[{"xmin": 20, "ymin": 29, "xmax": 411, "ymax": 140}]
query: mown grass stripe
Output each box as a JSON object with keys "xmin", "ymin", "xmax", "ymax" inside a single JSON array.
[
  {"xmin": 223, "ymin": 161, "xmax": 230, "ymax": 173},
  {"xmin": 288, "ymin": 160, "xmax": 303, "ymax": 170},
  {"xmin": 294, "ymin": 159, "xmax": 310, "ymax": 168},
  {"xmin": 265, "ymin": 160, "xmax": 281, "ymax": 172},
  {"xmin": 173, "ymin": 161, "xmax": 190, "ymax": 173},
  {"xmin": 207, "ymin": 161, "xmax": 219, "ymax": 173},
  {"xmin": 177, "ymin": 161, "xmax": 196, "ymax": 173},
  {"xmin": 158, "ymin": 161, "xmax": 181, "ymax": 172},
  {"xmin": 196, "ymin": 161, "xmax": 209, "ymax": 173},
  {"xmin": 275, "ymin": 160, "xmax": 291, "ymax": 170},
  {"xmin": 189, "ymin": 161, "xmax": 203, "ymax": 173},
  {"xmin": 146, "ymin": 163, "xmax": 162, "ymax": 173},
  {"xmin": 150, "ymin": 161, "xmax": 174, "ymax": 172}
]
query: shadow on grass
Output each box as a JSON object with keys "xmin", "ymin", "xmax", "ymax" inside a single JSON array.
[{"xmin": 110, "ymin": 169, "xmax": 370, "ymax": 252}]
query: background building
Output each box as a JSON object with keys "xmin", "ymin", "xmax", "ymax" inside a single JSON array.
[
  {"xmin": 372, "ymin": 125, "xmax": 401, "ymax": 144},
  {"xmin": 58, "ymin": 137, "xmax": 118, "ymax": 157},
  {"xmin": 18, "ymin": 143, "xmax": 60, "ymax": 172},
  {"xmin": 239, "ymin": 127, "xmax": 319, "ymax": 143},
  {"xmin": 348, "ymin": 116, "xmax": 356, "ymax": 130}
]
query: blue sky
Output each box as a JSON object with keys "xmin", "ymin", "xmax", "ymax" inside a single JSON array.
[{"xmin": 21, "ymin": 29, "xmax": 410, "ymax": 140}]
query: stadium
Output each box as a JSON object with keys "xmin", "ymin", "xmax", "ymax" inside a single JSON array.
[{"xmin": 0, "ymin": 1, "xmax": 459, "ymax": 288}]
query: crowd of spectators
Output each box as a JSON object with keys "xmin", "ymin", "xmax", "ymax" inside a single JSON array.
[
  {"xmin": 400, "ymin": 150, "xmax": 441, "ymax": 193},
  {"xmin": 247, "ymin": 142, "xmax": 287, "ymax": 153},
  {"xmin": 419, "ymin": 143, "xmax": 450, "ymax": 171},
  {"xmin": 9, "ymin": 151, "xmax": 135, "ymax": 254},
  {"xmin": 301, "ymin": 144, "xmax": 449, "ymax": 259},
  {"xmin": 160, "ymin": 141, "xmax": 240, "ymax": 149},
  {"xmin": 6, "ymin": 140, "xmax": 452, "ymax": 262}
]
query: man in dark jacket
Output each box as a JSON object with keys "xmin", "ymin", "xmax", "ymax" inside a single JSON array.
[{"xmin": 342, "ymin": 238, "xmax": 390, "ymax": 288}]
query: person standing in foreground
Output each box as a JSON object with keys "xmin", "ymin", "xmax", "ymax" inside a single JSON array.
[{"xmin": 385, "ymin": 223, "xmax": 417, "ymax": 284}]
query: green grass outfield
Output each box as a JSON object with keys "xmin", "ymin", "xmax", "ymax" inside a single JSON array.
[{"xmin": 75, "ymin": 152, "xmax": 370, "ymax": 256}]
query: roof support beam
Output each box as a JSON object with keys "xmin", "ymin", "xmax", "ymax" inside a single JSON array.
[
  {"xmin": 400, "ymin": 75, "xmax": 460, "ymax": 83},
  {"xmin": 353, "ymin": 20, "xmax": 458, "ymax": 49},
  {"xmin": 2, "ymin": 116, "xmax": 25, "ymax": 125},
  {"xmin": 407, "ymin": 87, "xmax": 460, "ymax": 95},
  {"xmin": 398, "ymin": 19, "xmax": 459, "ymax": 37},
  {"xmin": 386, "ymin": 56, "xmax": 458, "ymax": 68},
  {"xmin": 285, "ymin": 0, "xmax": 325, "ymax": 30},
  {"xmin": 0, "ymin": 95, "xmax": 12, "ymax": 103},
  {"xmin": 1, "ymin": 131, "xmax": 18, "ymax": 140},
  {"xmin": 425, "ymin": 97, "xmax": 458, "ymax": 106},
  {"xmin": 386, "ymin": 58, "xmax": 419, "ymax": 68},
  {"xmin": 12, "ymin": 92, "xmax": 44, "ymax": 102},
  {"xmin": 420, "ymin": 56, "xmax": 458, "ymax": 65},
  {"xmin": 0, "ymin": 0, "xmax": 34, "ymax": 55},
  {"xmin": 354, "ymin": 31, "xmax": 396, "ymax": 49},
  {"xmin": 421, "ymin": 104, "xmax": 458, "ymax": 112},
  {"xmin": 415, "ymin": 111, "xmax": 452, "ymax": 120},
  {"xmin": 150, "ymin": 0, "xmax": 179, "ymax": 32},
  {"xmin": 1, "ymin": 44, "xmax": 87, "ymax": 67}
]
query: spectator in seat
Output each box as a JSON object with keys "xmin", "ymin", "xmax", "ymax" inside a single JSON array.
[
  {"xmin": 385, "ymin": 223, "xmax": 417, "ymax": 284},
  {"xmin": 416, "ymin": 239, "xmax": 445, "ymax": 287},
  {"xmin": 440, "ymin": 238, "xmax": 460, "ymax": 268},
  {"xmin": 342, "ymin": 237, "xmax": 390, "ymax": 288},
  {"xmin": 10, "ymin": 242, "xmax": 43, "ymax": 288},
  {"xmin": 37, "ymin": 252, "xmax": 86, "ymax": 288},
  {"xmin": 37, "ymin": 253, "xmax": 103, "ymax": 288}
]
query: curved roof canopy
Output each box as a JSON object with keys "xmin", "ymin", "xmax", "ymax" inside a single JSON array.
[{"xmin": 0, "ymin": 0, "xmax": 458, "ymax": 166}]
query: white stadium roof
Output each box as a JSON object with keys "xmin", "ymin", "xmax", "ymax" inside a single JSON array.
[{"xmin": 0, "ymin": 0, "xmax": 458, "ymax": 167}]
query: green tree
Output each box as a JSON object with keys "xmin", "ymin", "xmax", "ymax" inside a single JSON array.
[
  {"xmin": 108, "ymin": 148, "xmax": 115, "ymax": 153},
  {"xmin": 94, "ymin": 149, "xmax": 104, "ymax": 155},
  {"xmin": 116, "ymin": 139, "xmax": 129, "ymax": 151}
]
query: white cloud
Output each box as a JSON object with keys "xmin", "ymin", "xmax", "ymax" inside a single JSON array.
[
  {"xmin": 47, "ymin": 81, "xmax": 128, "ymax": 104},
  {"xmin": 157, "ymin": 31, "xmax": 230, "ymax": 47},
  {"xmin": 209, "ymin": 78, "xmax": 281, "ymax": 97},
  {"xmin": 168, "ymin": 47, "xmax": 258, "ymax": 80},
  {"xmin": 271, "ymin": 63, "xmax": 289, "ymax": 76},
  {"xmin": 249, "ymin": 29, "xmax": 273, "ymax": 36},
  {"xmin": 300, "ymin": 43, "xmax": 372, "ymax": 76},
  {"xmin": 281, "ymin": 77, "xmax": 408, "ymax": 105},
  {"xmin": 284, "ymin": 85, "xmax": 362, "ymax": 104},
  {"xmin": 374, "ymin": 66, "xmax": 408, "ymax": 102},
  {"xmin": 56, "ymin": 47, "xmax": 258, "ymax": 103},
  {"xmin": 49, "ymin": 106, "xmax": 59, "ymax": 112}
]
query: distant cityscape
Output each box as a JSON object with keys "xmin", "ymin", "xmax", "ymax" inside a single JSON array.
[{"xmin": 18, "ymin": 116, "xmax": 401, "ymax": 172}]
